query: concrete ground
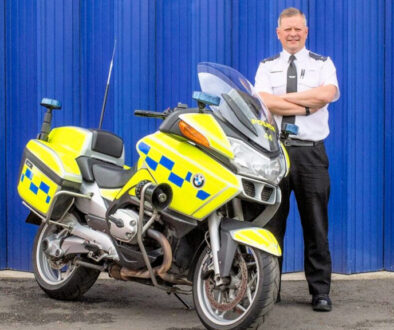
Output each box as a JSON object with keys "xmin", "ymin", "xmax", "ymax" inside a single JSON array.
[{"xmin": 0, "ymin": 271, "xmax": 393, "ymax": 329}]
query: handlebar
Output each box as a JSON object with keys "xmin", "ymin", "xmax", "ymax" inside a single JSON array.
[{"xmin": 134, "ymin": 110, "xmax": 167, "ymax": 120}]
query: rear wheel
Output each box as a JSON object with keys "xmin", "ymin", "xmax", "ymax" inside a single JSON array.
[
  {"xmin": 193, "ymin": 245, "xmax": 279, "ymax": 330},
  {"xmin": 32, "ymin": 212, "xmax": 100, "ymax": 300}
]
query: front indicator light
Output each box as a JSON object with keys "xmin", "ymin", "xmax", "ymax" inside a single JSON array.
[{"xmin": 179, "ymin": 120, "xmax": 210, "ymax": 148}]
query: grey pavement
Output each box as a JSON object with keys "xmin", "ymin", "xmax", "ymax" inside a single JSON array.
[{"xmin": 0, "ymin": 271, "xmax": 393, "ymax": 329}]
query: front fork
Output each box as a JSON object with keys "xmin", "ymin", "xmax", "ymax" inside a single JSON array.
[{"xmin": 208, "ymin": 212, "xmax": 222, "ymax": 278}]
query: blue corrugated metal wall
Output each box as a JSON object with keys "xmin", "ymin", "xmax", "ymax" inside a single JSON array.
[
  {"xmin": 0, "ymin": 0, "xmax": 6, "ymax": 269},
  {"xmin": 1, "ymin": 0, "xmax": 392, "ymax": 273},
  {"xmin": 81, "ymin": 0, "xmax": 114, "ymax": 131},
  {"xmin": 384, "ymin": 0, "xmax": 393, "ymax": 271},
  {"xmin": 346, "ymin": 0, "xmax": 385, "ymax": 273},
  {"xmin": 114, "ymin": 0, "xmax": 156, "ymax": 163},
  {"xmin": 6, "ymin": 0, "xmax": 39, "ymax": 270}
]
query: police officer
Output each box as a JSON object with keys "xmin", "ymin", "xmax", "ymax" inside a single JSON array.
[{"xmin": 254, "ymin": 7, "xmax": 339, "ymax": 312}]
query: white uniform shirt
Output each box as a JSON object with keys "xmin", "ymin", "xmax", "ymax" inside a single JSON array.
[{"xmin": 255, "ymin": 47, "xmax": 340, "ymax": 141}]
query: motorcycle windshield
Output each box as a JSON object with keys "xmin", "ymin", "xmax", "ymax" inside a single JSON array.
[{"xmin": 198, "ymin": 62, "xmax": 279, "ymax": 153}]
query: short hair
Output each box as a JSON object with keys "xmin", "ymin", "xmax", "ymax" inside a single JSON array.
[{"xmin": 278, "ymin": 7, "xmax": 307, "ymax": 27}]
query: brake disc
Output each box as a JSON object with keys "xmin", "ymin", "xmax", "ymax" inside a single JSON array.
[{"xmin": 204, "ymin": 251, "xmax": 248, "ymax": 312}]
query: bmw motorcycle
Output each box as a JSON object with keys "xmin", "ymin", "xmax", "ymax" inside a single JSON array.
[{"xmin": 17, "ymin": 62, "xmax": 289, "ymax": 329}]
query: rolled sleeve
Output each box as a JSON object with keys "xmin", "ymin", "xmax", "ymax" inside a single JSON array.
[{"xmin": 321, "ymin": 57, "xmax": 340, "ymax": 102}]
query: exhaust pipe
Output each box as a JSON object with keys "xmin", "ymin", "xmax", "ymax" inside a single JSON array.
[
  {"xmin": 115, "ymin": 229, "xmax": 172, "ymax": 279},
  {"xmin": 109, "ymin": 182, "xmax": 191, "ymax": 285},
  {"xmin": 109, "ymin": 229, "xmax": 191, "ymax": 285}
]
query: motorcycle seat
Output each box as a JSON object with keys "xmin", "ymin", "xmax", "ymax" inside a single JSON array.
[
  {"xmin": 90, "ymin": 129, "xmax": 124, "ymax": 159},
  {"xmin": 77, "ymin": 156, "xmax": 135, "ymax": 189}
]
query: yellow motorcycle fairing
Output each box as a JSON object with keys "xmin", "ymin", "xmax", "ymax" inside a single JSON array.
[
  {"xmin": 133, "ymin": 131, "xmax": 240, "ymax": 220},
  {"xmin": 100, "ymin": 188, "xmax": 121, "ymax": 201},
  {"xmin": 48, "ymin": 126, "xmax": 92, "ymax": 157},
  {"xmin": 18, "ymin": 159, "xmax": 61, "ymax": 215},
  {"xmin": 116, "ymin": 167, "xmax": 157, "ymax": 198},
  {"xmin": 280, "ymin": 142, "xmax": 290, "ymax": 177},
  {"xmin": 17, "ymin": 134, "xmax": 83, "ymax": 216},
  {"xmin": 24, "ymin": 139, "xmax": 82, "ymax": 183},
  {"xmin": 178, "ymin": 113, "xmax": 234, "ymax": 159},
  {"xmin": 231, "ymin": 227, "xmax": 282, "ymax": 256}
]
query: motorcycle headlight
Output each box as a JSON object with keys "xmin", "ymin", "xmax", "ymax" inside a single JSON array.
[{"xmin": 229, "ymin": 137, "xmax": 285, "ymax": 184}]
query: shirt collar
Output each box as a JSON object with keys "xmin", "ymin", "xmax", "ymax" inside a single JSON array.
[{"xmin": 282, "ymin": 47, "xmax": 309, "ymax": 63}]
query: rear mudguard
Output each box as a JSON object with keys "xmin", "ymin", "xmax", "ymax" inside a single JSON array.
[{"xmin": 218, "ymin": 218, "xmax": 281, "ymax": 277}]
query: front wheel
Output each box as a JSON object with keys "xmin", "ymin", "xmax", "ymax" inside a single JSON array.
[
  {"xmin": 32, "ymin": 212, "xmax": 100, "ymax": 300},
  {"xmin": 193, "ymin": 245, "xmax": 279, "ymax": 330}
]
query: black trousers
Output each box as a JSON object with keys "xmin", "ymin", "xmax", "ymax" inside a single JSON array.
[{"xmin": 265, "ymin": 142, "xmax": 332, "ymax": 295}]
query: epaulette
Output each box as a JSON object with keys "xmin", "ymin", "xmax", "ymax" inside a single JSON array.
[
  {"xmin": 260, "ymin": 53, "xmax": 280, "ymax": 64},
  {"xmin": 309, "ymin": 51, "xmax": 327, "ymax": 61}
]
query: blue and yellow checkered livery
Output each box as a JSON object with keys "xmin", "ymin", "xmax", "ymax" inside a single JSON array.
[
  {"xmin": 17, "ymin": 131, "xmax": 85, "ymax": 217},
  {"xmin": 138, "ymin": 141, "xmax": 211, "ymax": 201},
  {"xmin": 133, "ymin": 131, "xmax": 241, "ymax": 220},
  {"xmin": 18, "ymin": 160, "xmax": 59, "ymax": 215}
]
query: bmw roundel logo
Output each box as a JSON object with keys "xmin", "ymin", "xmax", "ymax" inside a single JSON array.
[{"xmin": 192, "ymin": 174, "xmax": 205, "ymax": 188}]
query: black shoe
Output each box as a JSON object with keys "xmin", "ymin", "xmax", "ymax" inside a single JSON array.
[{"xmin": 312, "ymin": 294, "xmax": 332, "ymax": 312}]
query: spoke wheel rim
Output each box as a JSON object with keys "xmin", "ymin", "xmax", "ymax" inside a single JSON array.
[
  {"xmin": 36, "ymin": 221, "xmax": 77, "ymax": 286},
  {"xmin": 196, "ymin": 247, "xmax": 260, "ymax": 326}
]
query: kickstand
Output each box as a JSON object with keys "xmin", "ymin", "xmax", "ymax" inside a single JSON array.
[{"xmin": 171, "ymin": 292, "xmax": 192, "ymax": 310}]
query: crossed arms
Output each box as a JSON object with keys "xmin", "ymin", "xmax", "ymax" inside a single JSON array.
[{"xmin": 258, "ymin": 85, "xmax": 338, "ymax": 116}]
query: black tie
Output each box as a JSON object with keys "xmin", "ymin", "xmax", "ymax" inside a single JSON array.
[{"xmin": 282, "ymin": 55, "xmax": 297, "ymax": 126}]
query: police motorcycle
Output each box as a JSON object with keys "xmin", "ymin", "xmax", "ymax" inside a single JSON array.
[{"xmin": 17, "ymin": 62, "xmax": 290, "ymax": 330}]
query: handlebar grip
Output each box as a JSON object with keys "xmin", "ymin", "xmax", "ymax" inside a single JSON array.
[{"xmin": 134, "ymin": 110, "xmax": 166, "ymax": 119}]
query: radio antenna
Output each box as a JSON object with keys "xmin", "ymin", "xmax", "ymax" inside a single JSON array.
[{"xmin": 99, "ymin": 40, "xmax": 117, "ymax": 129}]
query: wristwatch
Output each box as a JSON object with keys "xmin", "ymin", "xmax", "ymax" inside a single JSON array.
[{"xmin": 305, "ymin": 107, "xmax": 310, "ymax": 116}]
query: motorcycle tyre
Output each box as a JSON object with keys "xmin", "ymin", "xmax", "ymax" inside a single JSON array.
[
  {"xmin": 32, "ymin": 215, "xmax": 100, "ymax": 301},
  {"xmin": 193, "ymin": 246, "xmax": 279, "ymax": 330}
]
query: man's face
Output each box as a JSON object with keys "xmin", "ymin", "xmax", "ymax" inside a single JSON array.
[{"xmin": 276, "ymin": 15, "xmax": 308, "ymax": 54}]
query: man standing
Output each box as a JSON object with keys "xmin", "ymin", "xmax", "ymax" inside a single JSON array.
[{"xmin": 255, "ymin": 7, "xmax": 339, "ymax": 312}]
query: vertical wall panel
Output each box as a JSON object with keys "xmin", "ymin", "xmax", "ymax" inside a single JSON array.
[
  {"xmin": 114, "ymin": 0, "xmax": 156, "ymax": 164},
  {"xmin": 156, "ymin": 0, "xmax": 192, "ymax": 111},
  {"xmin": 6, "ymin": 0, "xmax": 81, "ymax": 270},
  {"xmin": 156, "ymin": 0, "xmax": 231, "ymax": 113},
  {"xmin": 309, "ymin": 0, "xmax": 348, "ymax": 273},
  {"xmin": 190, "ymin": 0, "xmax": 232, "ymax": 93},
  {"xmin": 37, "ymin": 0, "xmax": 81, "ymax": 127},
  {"xmin": 80, "ymin": 0, "xmax": 114, "ymax": 131},
  {"xmin": 0, "ymin": 0, "xmax": 6, "ymax": 269},
  {"xmin": 6, "ymin": 0, "xmax": 39, "ymax": 270},
  {"xmin": 309, "ymin": 0, "xmax": 385, "ymax": 273},
  {"xmin": 345, "ymin": 0, "xmax": 385, "ymax": 273},
  {"xmin": 384, "ymin": 0, "xmax": 393, "ymax": 271}
]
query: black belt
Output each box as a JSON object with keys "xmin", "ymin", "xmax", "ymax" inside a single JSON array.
[{"xmin": 282, "ymin": 138, "xmax": 323, "ymax": 147}]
